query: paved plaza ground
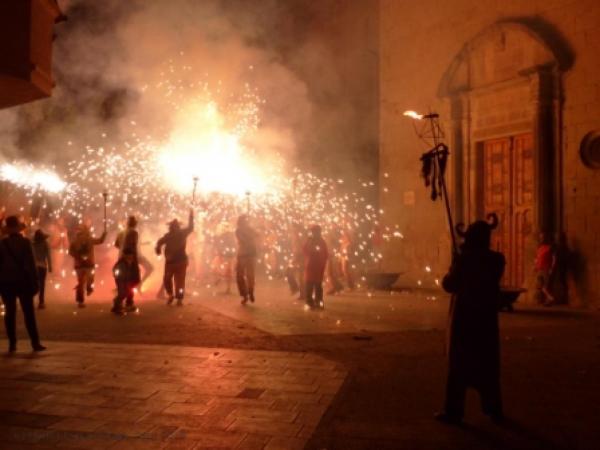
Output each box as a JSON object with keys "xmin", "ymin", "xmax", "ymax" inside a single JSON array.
[{"xmin": 1, "ymin": 281, "xmax": 600, "ymax": 449}]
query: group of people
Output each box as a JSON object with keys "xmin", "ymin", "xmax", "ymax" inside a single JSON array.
[
  {"xmin": 4, "ymin": 200, "xmax": 545, "ymax": 426},
  {"xmin": 0, "ymin": 206, "xmax": 339, "ymax": 351}
]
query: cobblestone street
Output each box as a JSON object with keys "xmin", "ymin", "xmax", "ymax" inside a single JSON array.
[
  {"xmin": 0, "ymin": 340, "xmax": 344, "ymax": 449},
  {"xmin": 1, "ymin": 286, "xmax": 600, "ymax": 449}
]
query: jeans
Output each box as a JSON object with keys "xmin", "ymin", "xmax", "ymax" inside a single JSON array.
[
  {"xmin": 236, "ymin": 256, "xmax": 256, "ymax": 297},
  {"xmin": 1, "ymin": 286, "xmax": 41, "ymax": 348},
  {"xmin": 163, "ymin": 261, "xmax": 188, "ymax": 300}
]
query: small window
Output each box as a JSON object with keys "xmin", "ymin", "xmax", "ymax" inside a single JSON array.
[{"xmin": 580, "ymin": 131, "xmax": 600, "ymax": 169}]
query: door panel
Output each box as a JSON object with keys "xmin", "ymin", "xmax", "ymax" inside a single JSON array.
[
  {"xmin": 482, "ymin": 133, "xmax": 533, "ymax": 287},
  {"xmin": 483, "ymin": 138, "xmax": 511, "ymax": 261}
]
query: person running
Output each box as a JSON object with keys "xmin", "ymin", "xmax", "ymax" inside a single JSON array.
[
  {"xmin": 235, "ymin": 214, "xmax": 258, "ymax": 305},
  {"xmin": 113, "ymin": 216, "xmax": 140, "ymax": 311},
  {"xmin": 155, "ymin": 209, "xmax": 194, "ymax": 306},
  {"xmin": 0, "ymin": 216, "xmax": 46, "ymax": 352},
  {"xmin": 32, "ymin": 229, "xmax": 52, "ymax": 309},
  {"xmin": 303, "ymin": 225, "xmax": 328, "ymax": 309},
  {"xmin": 111, "ymin": 248, "xmax": 140, "ymax": 314},
  {"xmin": 68, "ymin": 223, "xmax": 107, "ymax": 307}
]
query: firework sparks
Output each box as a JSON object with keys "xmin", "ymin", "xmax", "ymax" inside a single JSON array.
[
  {"xmin": 1, "ymin": 59, "xmax": 408, "ymax": 286},
  {"xmin": 0, "ymin": 162, "xmax": 67, "ymax": 193}
]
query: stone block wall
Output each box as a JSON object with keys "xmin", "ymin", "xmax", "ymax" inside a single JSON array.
[{"xmin": 380, "ymin": 0, "xmax": 600, "ymax": 305}]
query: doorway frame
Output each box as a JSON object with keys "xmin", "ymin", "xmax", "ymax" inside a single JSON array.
[{"xmin": 439, "ymin": 21, "xmax": 565, "ymax": 295}]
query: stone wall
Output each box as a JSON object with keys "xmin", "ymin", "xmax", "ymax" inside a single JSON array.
[{"xmin": 380, "ymin": 0, "xmax": 600, "ymax": 305}]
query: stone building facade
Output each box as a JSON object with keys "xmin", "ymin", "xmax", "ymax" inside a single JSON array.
[{"xmin": 380, "ymin": 0, "xmax": 600, "ymax": 306}]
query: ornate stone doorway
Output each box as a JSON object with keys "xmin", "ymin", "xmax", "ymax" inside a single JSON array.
[{"xmin": 439, "ymin": 20, "xmax": 569, "ymax": 291}]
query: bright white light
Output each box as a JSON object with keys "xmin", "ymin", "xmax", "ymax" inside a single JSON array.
[
  {"xmin": 156, "ymin": 101, "xmax": 270, "ymax": 197},
  {"xmin": 0, "ymin": 162, "xmax": 67, "ymax": 193},
  {"xmin": 403, "ymin": 110, "xmax": 424, "ymax": 120}
]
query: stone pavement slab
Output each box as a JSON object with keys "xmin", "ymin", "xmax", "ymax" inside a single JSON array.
[{"xmin": 0, "ymin": 341, "xmax": 346, "ymax": 449}]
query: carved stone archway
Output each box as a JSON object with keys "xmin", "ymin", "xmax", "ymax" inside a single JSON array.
[{"xmin": 439, "ymin": 20, "xmax": 571, "ymax": 291}]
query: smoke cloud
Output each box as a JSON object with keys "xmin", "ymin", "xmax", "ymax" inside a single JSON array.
[{"xmin": 1, "ymin": 0, "xmax": 378, "ymax": 183}]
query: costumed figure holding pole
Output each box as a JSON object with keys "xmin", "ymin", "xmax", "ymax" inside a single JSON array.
[
  {"xmin": 155, "ymin": 179, "xmax": 195, "ymax": 306},
  {"xmin": 112, "ymin": 214, "xmax": 141, "ymax": 314},
  {"xmin": 405, "ymin": 110, "xmax": 506, "ymax": 424},
  {"xmin": 68, "ymin": 191, "xmax": 108, "ymax": 308}
]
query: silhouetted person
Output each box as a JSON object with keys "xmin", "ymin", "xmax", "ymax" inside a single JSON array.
[
  {"xmin": 436, "ymin": 214, "xmax": 505, "ymax": 425},
  {"xmin": 111, "ymin": 248, "xmax": 140, "ymax": 314},
  {"xmin": 286, "ymin": 223, "xmax": 306, "ymax": 299},
  {"xmin": 326, "ymin": 225, "xmax": 344, "ymax": 295},
  {"xmin": 213, "ymin": 223, "xmax": 236, "ymax": 294},
  {"xmin": 303, "ymin": 225, "xmax": 328, "ymax": 309},
  {"xmin": 0, "ymin": 216, "xmax": 45, "ymax": 352},
  {"xmin": 32, "ymin": 229, "xmax": 52, "ymax": 309},
  {"xmin": 235, "ymin": 214, "xmax": 257, "ymax": 305},
  {"xmin": 155, "ymin": 209, "xmax": 194, "ymax": 306},
  {"xmin": 114, "ymin": 216, "xmax": 141, "ymax": 311},
  {"xmin": 68, "ymin": 224, "xmax": 107, "ymax": 307}
]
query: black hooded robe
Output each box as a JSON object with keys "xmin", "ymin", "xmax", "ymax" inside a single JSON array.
[{"xmin": 442, "ymin": 247, "xmax": 505, "ymax": 418}]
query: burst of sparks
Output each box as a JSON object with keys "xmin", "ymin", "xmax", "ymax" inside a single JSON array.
[
  {"xmin": 1, "ymin": 58, "xmax": 408, "ymax": 282},
  {"xmin": 0, "ymin": 162, "xmax": 67, "ymax": 193}
]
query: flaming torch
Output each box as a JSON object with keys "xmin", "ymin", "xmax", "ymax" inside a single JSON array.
[{"xmin": 404, "ymin": 110, "xmax": 457, "ymax": 255}]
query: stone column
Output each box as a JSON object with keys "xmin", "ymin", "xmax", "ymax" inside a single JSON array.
[
  {"xmin": 449, "ymin": 96, "xmax": 464, "ymax": 224},
  {"xmin": 530, "ymin": 68, "xmax": 556, "ymax": 234}
]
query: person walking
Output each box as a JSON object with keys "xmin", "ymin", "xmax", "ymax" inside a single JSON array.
[
  {"xmin": 155, "ymin": 209, "xmax": 194, "ymax": 306},
  {"xmin": 235, "ymin": 214, "xmax": 257, "ymax": 305},
  {"xmin": 32, "ymin": 229, "xmax": 52, "ymax": 309},
  {"xmin": 68, "ymin": 224, "xmax": 107, "ymax": 307},
  {"xmin": 0, "ymin": 216, "xmax": 46, "ymax": 352},
  {"xmin": 303, "ymin": 225, "xmax": 328, "ymax": 309},
  {"xmin": 436, "ymin": 214, "xmax": 505, "ymax": 425},
  {"xmin": 213, "ymin": 222, "xmax": 236, "ymax": 294}
]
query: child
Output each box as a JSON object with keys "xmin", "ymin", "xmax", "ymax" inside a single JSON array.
[{"xmin": 111, "ymin": 248, "xmax": 140, "ymax": 314}]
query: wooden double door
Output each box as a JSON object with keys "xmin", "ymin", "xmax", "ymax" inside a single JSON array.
[{"xmin": 482, "ymin": 133, "xmax": 534, "ymax": 287}]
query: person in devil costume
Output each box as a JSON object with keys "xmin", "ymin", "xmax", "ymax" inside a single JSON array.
[{"xmin": 436, "ymin": 213, "xmax": 505, "ymax": 425}]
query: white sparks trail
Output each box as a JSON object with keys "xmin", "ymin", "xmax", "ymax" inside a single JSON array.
[{"xmin": 0, "ymin": 162, "xmax": 67, "ymax": 194}]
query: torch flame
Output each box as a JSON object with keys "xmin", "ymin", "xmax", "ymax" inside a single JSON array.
[{"xmin": 403, "ymin": 110, "xmax": 424, "ymax": 120}]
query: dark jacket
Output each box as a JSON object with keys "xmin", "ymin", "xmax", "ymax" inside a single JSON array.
[
  {"xmin": 443, "ymin": 247, "xmax": 505, "ymax": 386},
  {"xmin": 236, "ymin": 225, "xmax": 257, "ymax": 258},
  {"xmin": 0, "ymin": 233, "xmax": 40, "ymax": 294},
  {"xmin": 156, "ymin": 210, "xmax": 194, "ymax": 264},
  {"xmin": 115, "ymin": 228, "xmax": 139, "ymax": 259},
  {"xmin": 32, "ymin": 239, "xmax": 52, "ymax": 271}
]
